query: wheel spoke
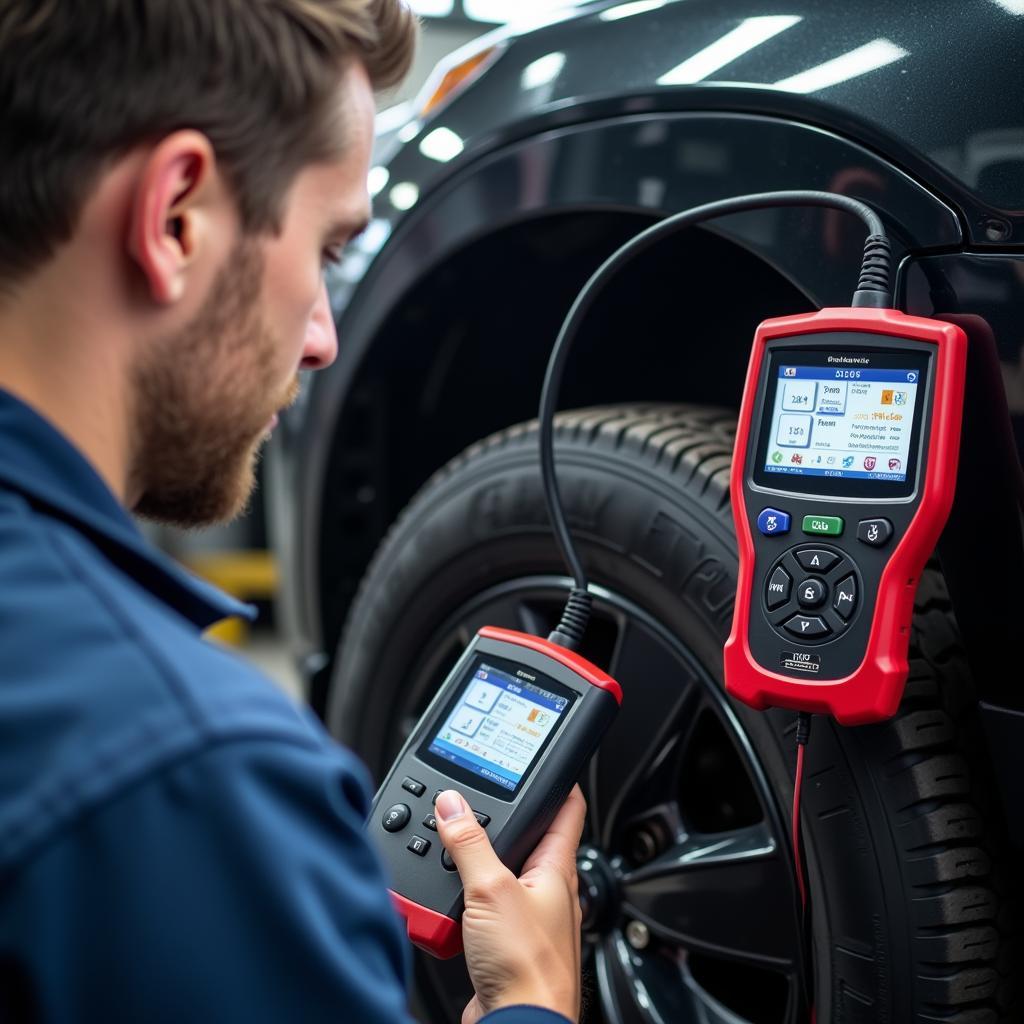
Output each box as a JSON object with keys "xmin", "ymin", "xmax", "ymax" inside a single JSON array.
[
  {"xmin": 620, "ymin": 824, "xmax": 800, "ymax": 968},
  {"xmin": 594, "ymin": 934, "xmax": 685, "ymax": 1024},
  {"xmin": 679, "ymin": 966, "xmax": 757, "ymax": 1024},
  {"xmin": 455, "ymin": 591, "xmax": 551, "ymax": 639},
  {"xmin": 594, "ymin": 934, "xmax": 755, "ymax": 1024},
  {"xmin": 589, "ymin": 620, "xmax": 704, "ymax": 845}
]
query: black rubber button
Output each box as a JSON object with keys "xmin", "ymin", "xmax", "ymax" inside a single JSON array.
[
  {"xmin": 441, "ymin": 849, "xmax": 456, "ymax": 871},
  {"xmin": 783, "ymin": 614, "xmax": 830, "ymax": 639},
  {"xmin": 833, "ymin": 576, "xmax": 858, "ymax": 620},
  {"xmin": 382, "ymin": 804, "xmax": 411, "ymax": 833},
  {"xmin": 796, "ymin": 578, "xmax": 826, "ymax": 609},
  {"xmin": 401, "ymin": 777, "xmax": 426, "ymax": 797},
  {"xmin": 407, "ymin": 835, "xmax": 431, "ymax": 857},
  {"xmin": 857, "ymin": 518, "xmax": 893, "ymax": 547},
  {"xmin": 473, "ymin": 811, "xmax": 491, "ymax": 828},
  {"xmin": 795, "ymin": 548, "xmax": 840, "ymax": 572},
  {"xmin": 765, "ymin": 566, "xmax": 792, "ymax": 610},
  {"xmin": 422, "ymin": 813, "xmax": 438, "ymax": 831}
]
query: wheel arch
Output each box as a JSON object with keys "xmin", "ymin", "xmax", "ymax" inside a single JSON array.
[
  {"xmin": 307, "ymin": 209, "xmax": 814, "ymax": 708},
  {"xmin": 284, "ymin": 109, "xmax": 962, "ymax": 705}
]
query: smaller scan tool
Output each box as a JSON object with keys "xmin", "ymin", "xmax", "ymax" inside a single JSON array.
[
  {"xmin": 725, "ymin": 307, "xmax": 967, "ymax": 724},
  {"xmin": 369, "ymin": 627, "xmax": 621, "ymax": 958}
]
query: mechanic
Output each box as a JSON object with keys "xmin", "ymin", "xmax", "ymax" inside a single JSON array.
[{"xmin": 0, "ymin": 2, "xmax": 584, "ymax": 1022}]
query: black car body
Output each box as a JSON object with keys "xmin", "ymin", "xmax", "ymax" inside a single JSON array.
[
  {"xmin": 267, "ymin": 2, "xmax": 1024, "ymax": 1020},
  {"xmin": 269, "ymin": 0, "xmax": 1024, "ymax": 695}
]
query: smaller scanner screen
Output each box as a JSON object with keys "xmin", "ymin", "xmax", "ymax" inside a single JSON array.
[
  {"xmin": 426, "ymin": 660, "xmax": 573, "ymax": 794},
  {"xmin": 764, "ymin": 365, "xmax": 921, "ymax": 483}
]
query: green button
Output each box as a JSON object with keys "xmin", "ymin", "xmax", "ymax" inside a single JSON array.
[{"xmin": 802, "ymin": 515, "xmax": 844, "ymax": 536}]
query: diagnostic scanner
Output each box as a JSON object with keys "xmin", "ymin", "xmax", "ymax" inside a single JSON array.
[
  {"xmin": 368, "ymin": 191, "xmax": 959, "ymax": 987},
  {"xmin": 369, "ymin": 627, "xmax": 621, "ymax": 958},
  {"xmin": 725, "ymin": 307, "xmax": 967, "ymax": 724}
]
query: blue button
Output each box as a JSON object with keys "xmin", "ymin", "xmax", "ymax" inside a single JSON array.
[{"xmin": 757, "ymin": 508, "xmax": 791, "ymax": 536}]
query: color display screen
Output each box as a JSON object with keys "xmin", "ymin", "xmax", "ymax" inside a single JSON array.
[
  {"xmin": 752, "ymin": 342, "xmax": 931, "ymax": 500},
  {"xmin": 425, "ymin": 660, "xmax": 574, "ymax": 795},
  {"xmin": 763, "ymin": 364, "xmax": 922, "ymax": 483}
]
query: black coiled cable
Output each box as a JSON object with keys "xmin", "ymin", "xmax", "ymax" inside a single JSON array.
[
  {"xmin": 541, "ymin": 189, "xmax": 894, "ymax": 650},
  {"xmin": 548, "ymin": 587, "xmax": 593, "ymax": 650},
  {"xmin": 853, "ymin": 234, "xmax": 894, "ymax": 307}
]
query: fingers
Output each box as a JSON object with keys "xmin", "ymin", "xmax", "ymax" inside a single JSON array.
[
  {"xmin": 434, "ymin": 790, "xmax": 512, "ymax": 897},
  {"xmin": 435, "ymin": 786, "xmax": 587, "ymax": 891},
  {"xmin": 520, "ymin": 785, "xmax": 587, "ymax": 878}
]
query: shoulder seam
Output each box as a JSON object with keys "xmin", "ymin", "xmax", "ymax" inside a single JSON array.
[
  {"xmin": 1, "ymin": 727, "xmax": 342, "ymax": 885},
  {"xmin": 46, "ymin": 523, "xmax": 210, "ymax": 728},
  {"xmin": 2, "ymin": 493, "xmax": 87, "ymax": 589}
]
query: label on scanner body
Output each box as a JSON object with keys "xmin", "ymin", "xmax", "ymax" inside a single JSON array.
[{"xmin": 780, "ymin": 651, "xmax": 821, "ymax": 674}]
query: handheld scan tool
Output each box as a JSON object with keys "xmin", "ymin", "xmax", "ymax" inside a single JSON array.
[
  {"xmin": 369, "ymin": 627, "xmax": 621, "ymax": 958},
  {"xmin": 724, "ymin": 307, "xmax": 967, "ymax": 724}
]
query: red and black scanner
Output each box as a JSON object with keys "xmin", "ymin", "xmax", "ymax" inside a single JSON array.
[
  {"xmin": 368, "ymin": 627, "xmax": 621, "ymax": 958},
  {"xmin": 725, "ymin": 307, "xmax": 967, "ymax": 724}
]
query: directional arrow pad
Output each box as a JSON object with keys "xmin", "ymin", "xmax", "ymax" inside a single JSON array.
[
  {"xmin": 833, "ymin": 575, "xmax": 858, "ymax": 620},
  {"xmin": 782, "ymin": 614, "xmax": 830, "ymax": 639},
  {"xmin": 762, "ymin": 544, "xmax": 861, "ymax": 646},
  {"xmin": 765, "ymin": 566, "xmax": 792, "ymax": 610},
  {"xmin": 795, "ymin": 548, "xmax": 839, "ymax": 573}
]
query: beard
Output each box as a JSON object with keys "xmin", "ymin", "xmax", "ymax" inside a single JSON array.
[{"xmin": 130, "ymin": 239, "xmax": 298, "ymax": 528}]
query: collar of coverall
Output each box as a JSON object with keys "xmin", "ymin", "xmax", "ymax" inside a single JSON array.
[{"xmin": 0, "ymin": 388, "xmax": 257, "ymax": 631}]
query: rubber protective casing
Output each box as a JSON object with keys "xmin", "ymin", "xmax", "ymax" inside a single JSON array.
[
  {"xmin": 724, "ymin": 308, "xmax": 967, "ymax": 724},
  {"xmin": 390, "ymin": 891, "xmax": 463, "ymax": 959},
  {"xmin": 380, "ymin": 627, "xmax": 621, "ymax": 957}
]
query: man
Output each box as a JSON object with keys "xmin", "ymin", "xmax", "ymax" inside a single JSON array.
[{"xmin": 0, "ymin": 2, "xmax": 584, "ymax": 1021}]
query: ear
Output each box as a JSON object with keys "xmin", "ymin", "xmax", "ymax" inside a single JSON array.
[{"xmin": 127, "ymin": 131, "xmax": 219, "ymax": 305}]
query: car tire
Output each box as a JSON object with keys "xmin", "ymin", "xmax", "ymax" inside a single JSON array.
[{"xmin": 328, "ymin": 404, "xmax": 1018, "ymax": 1024}]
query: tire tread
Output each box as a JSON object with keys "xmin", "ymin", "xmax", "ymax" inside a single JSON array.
[
  {"xmin": 542, "ymin": 404, "xmax": 1017, "ymax": 1022},
  {"xmin": 334, "ymin": 402, "xmax": 1018, "ymax": 1023}
]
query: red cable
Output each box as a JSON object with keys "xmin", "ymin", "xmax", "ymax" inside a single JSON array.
[
  {"xmin": 792, "ymin": 740, "xmax": 807, "ymax": 910},
  {"xmin": 792, "ymin": 719, "xmax": 815, "ymax": 1022}
]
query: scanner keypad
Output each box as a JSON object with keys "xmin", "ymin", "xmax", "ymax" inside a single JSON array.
[
  {"xmin": 762, "ymin": 544, "xmax": 859, "ymax": 645},
  {"xmin": 380, "ymin": 776, "xmax": 492, "ymax": 868}
]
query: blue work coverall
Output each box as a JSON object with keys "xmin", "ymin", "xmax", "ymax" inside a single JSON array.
[{"xmin": 0, "ymin": 389, "xmax": 567, "ymax": 1024}]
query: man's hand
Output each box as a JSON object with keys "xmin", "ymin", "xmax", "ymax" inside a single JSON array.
[{"xmin": 434, "ymin": 786, "xmax": 586, "ymax": 1024}]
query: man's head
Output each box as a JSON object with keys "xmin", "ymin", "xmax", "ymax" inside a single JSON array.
[{"xmin": 0, "ymin": 0, "xmax": 417, "ymax": 525}]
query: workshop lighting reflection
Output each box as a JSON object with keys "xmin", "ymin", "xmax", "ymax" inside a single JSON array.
[
  {"xmin": 521, "ymin": 52, "xmax": 566, "ymax": 90},
  {"xmin": 599, "ymin": 0, "xmax": 667, "ymax": 21},
  {"xmin": 658, "ymin": 15, "xmax": 801, "ymax": 85},
  {"xmin": 774, "ymin": 38, "xmax": 908, "ymax": 93},
  {"xmin": 389, "ymin": 182, "xmax": 420, "ymax": 211},
  {"xmin": 376, "ymin": 102, "xmax": 414, "ymax": 136},
  {"xmin": 367, "ymin": 166, "xmax": 390, "ymax": 198},
  {"xmin": 419, "ymin": 126, "xmax": 465, "ymax": 163},
  {"xmin": 398, "ymin": 120, "xmax": 421, "ymax": 144},
  {"xmin": 357, "ymin": 219, "xmax": 393, "ymax": 255},
  {"xmin": 407, "ymin": 0, "xmax": 454, "ymax": 14},
  {"xmin": 464, "ymin": 0, "xmax": 583, "ymax": 23}
]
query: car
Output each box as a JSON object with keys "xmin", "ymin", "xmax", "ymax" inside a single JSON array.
[{"xmin": 265, "ymin": 2, "xmax": 1024, "ymax": 1021}]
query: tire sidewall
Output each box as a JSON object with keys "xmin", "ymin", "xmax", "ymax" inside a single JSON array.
[{"xmin": 330, "ymin": 422, "xmax": 934, "ymax": 1023}]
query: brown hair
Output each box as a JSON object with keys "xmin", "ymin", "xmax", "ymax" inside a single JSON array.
[{"xmin": 0, "ymin": 0, "xmax": 417, "ymax": 283}]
